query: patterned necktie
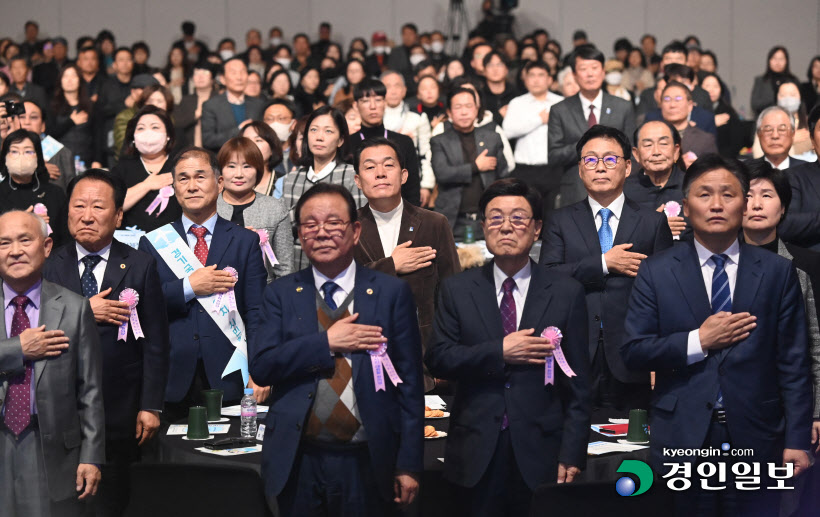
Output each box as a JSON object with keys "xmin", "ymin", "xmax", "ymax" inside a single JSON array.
[
  {"xmin": 598, "ymin": 208, "xmax": 613, "ymax": 253},
  {"xmin": 191, "ymin": 226, "xmax": 209, "ymax": 265},
  {"xmin": 711, "ymin": 254, "xmax": 731, "ymax": 409},
  {"xmin": 4, "ymin": 295, "xmax": 32, "ymax": 436},
  {"xmin": 500, "ymin": 278, "xmax": 516, "ymax": 431},
  {"xmin": 321, "ymin": 282, "xmax": 340, "ymax": 311},
  {"xmin": 80, "ymin": 255, "xmax": 103, "ymax": 298},
  {"xmin": 588, "ymin": 104, "xmax": 597, "ymax": 127}
]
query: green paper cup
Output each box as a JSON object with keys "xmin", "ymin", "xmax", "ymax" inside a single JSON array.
[
  {"xmin": 626, "ymin": 409, "xmax": 650, "ymax": 442},
  {"xmin": 187, "ymin": 406, "xmax": 209, "ymax": 440},
  {"xmin": 202, "ymin": 389, "xmax": 224, "ymax": 422}
]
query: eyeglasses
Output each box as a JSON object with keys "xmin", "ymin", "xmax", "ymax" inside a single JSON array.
[
  {"xmin": 581, "ymin": 155, "xmax": 624, "ymax": 169},
  {"xmin": 662, "ymin": 95, "xmax": 687, "ymax": 103},
  {"xmin": 760, "ymin": 124, "xmax": 791, "ymax": 136},
  {"xmin": 484, "ymin": 214, "xmax": 533, "ymax": 229},
  {"xmin": 298, "ymin": 219, "xmax": 351, "ymax": 237}
]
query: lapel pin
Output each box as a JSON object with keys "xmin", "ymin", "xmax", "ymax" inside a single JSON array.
[
  {"xmin": 479, "ymin": 141, "xmax": 485, "ymax": 146},
  {"xmin": 606, "ymin": 107, "xmax": 611, "ymax": 115},
  {"xmin": 296, "ymin": 286, "xmax": 303, "ymax": 292},
  {"xmin": 366, "ymin": 288, "xmax": 374, "ymax": 295},
  {"xmin": 409, "ymin": 226, "xmax": 414, "ymax": 232},
  {"xmin": 120, "ymin": 263, "xmax": 126, "ymax": 269}
]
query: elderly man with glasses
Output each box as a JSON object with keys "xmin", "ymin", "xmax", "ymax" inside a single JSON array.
[{"xmin": 748, "ymin": 106, "xmax": 807, "ymax": 171}]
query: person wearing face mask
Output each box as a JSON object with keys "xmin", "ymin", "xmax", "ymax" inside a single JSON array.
[
  {"xmin": 110, "ymin": 106, "xmax": 181, "ymax": 232},
  {"xmin": 265, "ymin": 27, "xmax": 284, "ymax": 61},
  {"xmin": 240, "ymin": 121, "xmax": 286, "ymax": 197},
  {"xmin": 262, "ymin": 98, "xmax": 298, "ymax": 175},
  {"xmin": 776, "ymin": 80, "xmax": 815, "ymax": 160},
  {"xmin": 428, "ymin": 31, "xmax": 449, "ymax": 70},
  {"xmin": 217, "ymin": 38, "xmax": 237, "ymax": 63},
  {"xmin": 365, "ymin": 31, "xmax": 391, "ymax": 78},
  {"xmin": 0, "ymin": 129, "xmax": 69, "ymax": 247},
  {"xmin": 113, "ymin": 81, "xmax": 174, "ymax": 163},
  {"xmin": 603, "ymin": 59, "xmax": 630, "ymax": 102}
]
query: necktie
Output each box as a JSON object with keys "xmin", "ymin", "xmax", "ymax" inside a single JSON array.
[
  {"xmin": 598, "ymin": 208, "xmax": 613, "ymax": 253},
  {"xmin": 4, "ymin": 296, "xmax": 32, "ymax": 435},
  {"xmin": 80, "ymin": 255, "xmax": 103, "ymax": 298},
  {"xmin": 588, "ymin": 104, "xmax": 597, "ymax": 127},
  {"xmin": 711, "ymin": 254, "xmax": 731, "ymax": 409},
  {"xmin": 499, "ymin": 278, "xmax": 516, "ymax": 431},
  {"xmin": 191, "ymin": 226, "xmax": 209, "ymax": 265},
  {"xmin": 321, "ymin": 282, "xmax": 340, "ymax": 311}
]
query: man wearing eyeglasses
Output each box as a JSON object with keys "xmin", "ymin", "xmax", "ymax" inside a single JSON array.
[
  {"xmin": 540, "ymin": 125, "xmax": 673, "ymax": 411},
  {"xmin": 249, "ymin": 182, "xmax": 424, "ymax": 516},
  {"xmin": 426, "ymin": 178, "xmax": 591, "ymax": 517},
  {"xmin": 660, "ymin": 81, "xmax": 717, "ymax": 169},
  {"xmin": 748, "ymin": 106, "xmax": 806, "ymax": 171}
]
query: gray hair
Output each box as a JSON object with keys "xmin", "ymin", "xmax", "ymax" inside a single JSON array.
[
  {"xmin": 756, "ymin": 106, "xmax": 795, "ymax": 133},
  {"xmin": 557, "ymin": 66, "xmax": 573, "ymax": 86},
  {"xmin": 380, "ymin": 70, "xmax": 405, "ymax": 87},
  {"xmin": 0, "ymin": 210, "xmax": 49, "ymax": 239}
]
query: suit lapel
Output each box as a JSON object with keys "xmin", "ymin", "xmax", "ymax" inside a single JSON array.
[
  {"xmin": 571, "ymin": 201, "xmax": 603, "ymax": 254},
  {"xmin": 397, "ymin": 203, "xmax": 420, "ymax": 245},
  {"xmin": 100, "ymin": 241, "xmax": 130, "ymax": 293},
  {"xmin": 719, "ymin": 245, "xmax": 763, "ymax": 364},
  {"xmin": 57, "ymin": 245, "xmax": 83, "ymax": 295},
  {"xmin": 36, "ymin": 281, "xmax": 65, "ymax": 387},
  {"xmin": 358, "ymin": 206, "xmax": 386, "ymax": 261},
  {"xmin": 518, "ymin": 263, "xmax": 553, "ymax": 331},
  {"xmin": 613, "ymin": 199, "xmax": 640, "ymax": 246},
  {"xmin": 291, "ymin": 268, "xmax": 318, "ymax": 336},
  {"xmin": 599, "ymin": 93, "xmax": 613, "ymax": 125},
  {"xmin": 351, "ymin": 265, "xmax": 380, "ymax": 387},
  {"xmin": 207, "ymin": 217, "xmax": 235, "ymax": 267},
  {"xmin": 570, "ymin": 95, "xmax": 587, "ymax": 133},
  {"xmin": 671, "ymin": 243, "xmax": 711, "ymax": 324},
  {"xmin": 472, "ymin": 263, "xmax": 505, "ymax": 339}
]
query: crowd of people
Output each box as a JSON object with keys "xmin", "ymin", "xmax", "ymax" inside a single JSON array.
[{"xmin": 0, "ymin": 15, "xmax": 819, "ymax": 517}]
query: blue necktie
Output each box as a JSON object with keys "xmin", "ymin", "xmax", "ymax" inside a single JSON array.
[
  {"xmin": 711, "ymin": 254, "xmax": 731, "ymax": 409},
  {"xmin": 598, "ymin": 208, "xmax": 613, "ymax": 253},
  {"xmin": 80, "ymin": 255, "xmax": 103, "ymax": 298},
  {"xmin": 321, "ymin": 281, "xmax": 340, "ymax": 311}
]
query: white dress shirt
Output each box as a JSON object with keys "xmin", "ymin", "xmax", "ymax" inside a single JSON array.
[
  {"xmin": 685, "ymin": 238, "xmax": 741, "ymax": 364},
  {"xmin": 371, "ymin": 199, "xmax": 404, "ymax": 257},
  {"xmin": 579, "ymin": 90, "xmax": 603, "ymax": 126},
  {"xmin": 764, "ymin": 156, "xmax": 791, "ymax": 170},
  {"xmin": 307, "ymin": 160, "xmax": 337, "ymax": 182},
  {"xmin": 502, "ymin": 91, "xmax": 564, "ymax": 165},
  {"xmin": 493, "ymin": 261, "xmax": 532, "ymax": 330},
  {"xmin": 588, "ymin": 193, "xmax": 625, "ymax": 275},
  {"xmin": 76, "ymin": 242, "xmax": 112, "ymax": 290},
  {"xmin": 313, "ymin": 259, "xmax": 357, "ymax": 314}
]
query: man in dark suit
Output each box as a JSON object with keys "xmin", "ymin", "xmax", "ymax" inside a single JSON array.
[
  {"xmin": 426, "ymin": 178, "xmax": 590, "ymax": 517},
  {"xmin": 540, "ymin": 125, "xmax": 673, "ymax": 411},
  {"xmin": 352, "ymin": 137, "xmax": 460, "ymax": 392},
  {"xmin": 349, "ymin": 79, "xmax": 421, "ymax": 207},
  {"xmin": 44, "ymin": 169, "xmax": 169, "ymax": 517},
  {"xmin": 747, "ymin": 106, "xmax": 807, "ymax": 171},
  {"xmin": 782, "ymin": 105, "xmax": 820, "ymax": 251},
  {"xmin": 432, "ymin": 87, "xmax": 508, "ymax": 240},
  {"xmin": 201, "ymin": 58, "xmax": 265, "ymax": 152},
  {"xmin": 621, "ymin": 155, "xmax": 813, "ymax": 516},
  {"xmin": 548, "ymin": 44, "xmax": 636, "ymax": 207},
  {"xmin": 249, "ymin": 183, "xmax": 424, "ymax": 516},
  {"xmin": 138, "ymin": 147, "xmax": 267, "ymax": 420},
  {"xmin": 7, "ymin": 56, "xmax": 49, "ymax": 111},
  {"xmin": 0, "ymin": 210, "xmax": 104, "ymax": 516},
  {"xmin": 661, "ymin": 81, "xmax": 718, "ymax": 167}
]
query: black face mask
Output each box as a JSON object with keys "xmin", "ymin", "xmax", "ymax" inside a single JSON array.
[{"xmin": 320, "ymin": 67, "xmax": 341, "ymax": 82}]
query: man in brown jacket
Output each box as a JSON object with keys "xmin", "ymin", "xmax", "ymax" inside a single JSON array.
[{"xmin": 353, "ymin": 137, "xmax": 460, "ymax": 392}]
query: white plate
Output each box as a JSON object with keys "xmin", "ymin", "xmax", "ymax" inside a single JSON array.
[
  {"xmin": 424, "ymin": 411, "xmax": 450, "ymax": 419},
  {"xmin": 425, "ymin": 431, "xmax": 448, "ymax": 440}
]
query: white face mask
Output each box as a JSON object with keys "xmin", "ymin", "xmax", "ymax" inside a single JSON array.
[
  {"xmin": 409, "ymin": 54, "xmax": 426, "ymax": 66},
  {"xmin": 605, "ymin": 71, "xmax": 623, "ymax": 86},
  {"xmin": 5, "ymin": 153, "xmax": 37, "ymax": 178},
  {"xmin": 373, "ymin": 46, "xmax": 386, "ymax": 55},
  {"xmin": 422, "ymin": 43, "xmax": 432, "ymax": 52},
  {"xmin": 431, "ymin": 41, "xmax": 445, "ymax": 54},
  {"xmin": 134, "ymin": 130, "xmax": 168, "ymax": 155},
  {"xmin": 276, "ymin": 58, "xmax": 292, "ymax": 68},
  {"xmin": 270, "ymin": 37, "xmax": 282, "ymax": 47},
  {"xmin": 219, "ymin": 49, "xmax": 235, "ymax": 61},
  {"xmin": 777, "ymin": 96, "xmax": 801, "ymax": 113},
  {"xmin": 269, "ymin": 121, "xmax": 292, "ymax": 142}
]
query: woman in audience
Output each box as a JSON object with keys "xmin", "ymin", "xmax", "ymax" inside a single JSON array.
[
  {"xmin": 246, "ymin": 45, "xmax": 267, "ymax": 78},
  {"xmin": 347, "ymin": 37, "xmax": 368, "ymax": 60},
  {"xmin": 604, "ymin": 59, "xmax": 631, "ymax": 101},
  {"xmin": 334, "ymin": 98, "xmax": 361, "ymax": 135},
  {"xmin": 622, "ymin": 47, "xmax": 654, "ymax": 96},
  {"xmin": 293, "ymin": 66, "xmax": 325, "ymax": 116},
  {"xmin": 281, "ymin": 106, "xmax": 366, "ymax": 270},
  {"xmin": 0, "ymin": 129, "xmax": 68, "ymax": 246},
  {"xmin": 327, "ymin": 58, "xmax": 367, "ymax": 106},
  {"xmin": 777, "ymin": 79, "xmax": 814, "ymax": 159},
  {"xmin": 114, "ymin": 84, "xmax": 174, "ymax": 161},
  {"xmin": 284, "ymin": 116, "xmax": 308, "ymax": 174},
  {"xmin": 751, "ymin": 46, "xmax": 797, "ymax": 117},
  {"xmin": 741, "ymin": 163, "xmax": 819, "ymax": 446},
  {"xmin": 267, "ymin": 69, "xmax": 295, "ymax": 102},
  {"xmin": 541, "ymin": 49, "xmax": 560, "ymax": 77},
  {"xmin": 442, "ymin": 57, "xmax": 465, "ymax": 88},
  {"xmin": 215, "ymin": 136, "xmax": 293, "ymax": 282},
  {"xmin": 111, "ymin": 106, "xmax": 180, "ymax": 232},
  {"xmin": 410, "ymin": 74, "xmax": 445, "ymax": 127},
  {"xmin": 245, "ymin": 70, "xmax": 264, "ymax": 98},
  {"xmin": 557, "ymin": 66, "xmax": 580, "ymax": 97},
  {"xmin": 701, "ymin": 72, "xmax": 746, "ymax": 158},
  {"xmin": 49, "ymin": 64, "xmax": 96, "ymax": 168},
  {"xmin": 162, "ymin": 44, "xmax": 189, "ymax": 105},
  {"xmin": 800, "ymin": 56, "xmax": 820, "ymax": 112},
  {"xmin": 175, "ymin": 62, "xmax": 216, "ymax": 147},
  {"xmin": 239, "ymin": 121, "xmax": 285, "ymax": 196}
]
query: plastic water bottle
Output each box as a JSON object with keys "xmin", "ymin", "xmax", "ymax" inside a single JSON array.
[
  {"xmin": 464, "ymin": 223, "xmax": 475, "ymax": 244},
  {"xmin": 240, "ymin": 388, "xmax": 257, "ymax": 438}
]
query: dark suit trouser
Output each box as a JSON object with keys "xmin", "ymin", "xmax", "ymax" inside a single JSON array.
[
  {"xmin": 92, "ymin": 438, "xmax": 140, "ymax": 517},
  {"xmin": 590, "ymin": 334, "xmax": 651, "ymax": 411},
  {"xmin": 0, "ymin": 422, "xmax": 83, "ymax": 517},
  {"xmin": 456, "ymin": 428, "xmax": 532, "ymax": 517},
  {"xmin": 277, "ymin": 442, "xmax": 389, "ymax": 517},
  {"xmin": 512, "ymin": 163, "xmax": 561, "ymax": 225}
]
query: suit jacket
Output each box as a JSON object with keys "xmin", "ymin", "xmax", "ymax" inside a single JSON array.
[
  {"xmin": 782, "ymin": 160, "xmax": 820, "ymax": 251},
  {"xmin": 745, "ymin": 156, "xmax": 807, "ymax": 171},
  {"xmin": 431, "ymin": 124, "xmax": 509, "ymax": 227},
  {"xmin": 138, "ymin": 216, "xmax": 267, "ymax": 402},
  {"xmin": 0, "ymin": 280, "xmax": 105, "ymax": 501},
  {"xmin": 539, "ymin": 197, "xmax": 673, "ymax": 383},
  {"xmin": 621, "ymin": 242, "xmax": 812, "ymax": 468},
  {"xmin": 645, "ymin": 105, "xmax": 717, "ymax": 136},
  {"xmin": 425, "ymin": 261, "xmax": 591, "ymax": 489},
  {"xmin": 201, "ymin": 93, "xmax": 265, "ymax": 152},
  {"xmin": 547, "ymin": 92, "xmax": 636, "ymax": 205},
  {"xmin": 47, "ymin": 144, "xmax": 76, "ymax": 193},
  {"xmin": 354, "ymin": 202, "xmax": 461, "ymax": 391},
  {"xmin": 248, "ymin": 264, "xmax": 424, "ymax": 500},
  {"xmin": 681, "ymin": 125, "xmax": 718, "ymax": 158},
  {"xmin": 43, "ymin": 240, "xmax": 170, "ymax": 439}
]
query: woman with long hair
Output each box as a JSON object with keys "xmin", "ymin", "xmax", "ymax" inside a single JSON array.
[
  {"xmin": 751, "ymin": 46, "xmax": 798, "ymax": 117},
  {"xmin": 49, "ymin": 63, "xmax": 96, "ymax": 167}
]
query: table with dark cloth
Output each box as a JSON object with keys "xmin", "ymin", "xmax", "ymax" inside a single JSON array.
[{"xmin": 158, "ymin": 397, "xmax": 649, "ymax": 516}]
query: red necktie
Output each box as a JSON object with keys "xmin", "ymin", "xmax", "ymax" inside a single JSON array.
[
  {"xmin": 191, "ymin": 226, "xmax": 209, "ymax": 265},
  {"xmin": 588, "ymin": 105, "xmax": 597, "ymax": 128},
  {"xmin": 4, "ymin": 295, "xmax": 32, "ymax": 436}
]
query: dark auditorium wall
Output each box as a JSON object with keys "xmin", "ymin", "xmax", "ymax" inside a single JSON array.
[{"xmin": 1, "ymin": 0, "xmax": 818, "ymax": 116}]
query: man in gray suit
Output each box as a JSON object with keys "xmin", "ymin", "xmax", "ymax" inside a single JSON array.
[
  {"xmin": 548, "ymin": 44, "xmax": 636, "ymax": 208},
  {"xmin": 0, "ymin": 210, "xmax": 105, "ymax": 517},
  {"xmin": 431, "ymin": 87, "xmax": 508, "ymax": 241},
  {"xmin": 201, "ymin": 57, "xmax": 265, "ymax": 153}
]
